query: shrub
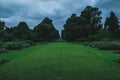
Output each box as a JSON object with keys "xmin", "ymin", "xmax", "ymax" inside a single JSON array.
[
  {"xmin": 116, "ymin": 58, "xmax": 120, "ymax": 63},
  {"xmin": 89, "ymin": 41, "xmax": 100, "ymax": 48},
  {"xmin": 21, "ymin": 43, "xmax": 30, "ymax": 48},
  {"xmin": 0, "ymin": 47, "xmax": 7, "ymax": 53},
  {"xmin": 89, "ymin": 41, "xmax": 120, "ymax": 50},
  {"xmin": 21, "ymin": 40, "xmax": 36, "ymax": 48},
  {"xmin": 3, "ymin": 42, "xmax": 22, "ymax": 50},
  {"xmin": 76, "ymin": 38, "xmax": 88, "ymax": 42},
  {"xmin": 82, "ymin": 42, "xmax": 90, "ymax": 46},
  {"xmin": 23, "ymin": 40, "xmax": 36, "ymax": 46},
  {"xmin": 0, "ymin": 42, "xmax": 7, "ymax": 53},
  {"xmin": 0, "ymin": 59, "xmax": 10, "ymax": 65},
  {"xmin": 0, "ymin": 42, "xmax": 4, "ymax": 46}
]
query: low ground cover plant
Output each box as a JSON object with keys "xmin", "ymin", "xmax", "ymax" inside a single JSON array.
[{"xmin": 89, "ymin": 41, "xmax": 120, "ymax": 50}]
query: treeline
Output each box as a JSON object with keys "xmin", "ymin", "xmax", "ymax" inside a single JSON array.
[
  {"xmin": 62, "ymin": 6, "xmax": 120, "ymax": 42},
  {"xmin": 0, "ymin": 17, "xmax": 60, "ymax": 42},
  {"xmin": 0, "ymin": 6, "xmax": 120, "ymax": 42}
]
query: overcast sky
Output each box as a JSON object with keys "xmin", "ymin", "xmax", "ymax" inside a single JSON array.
[{"xmin": 0, "ymin": 0, "xmax": 120, "ymax": 31}]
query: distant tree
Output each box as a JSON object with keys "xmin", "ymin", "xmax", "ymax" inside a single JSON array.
[
  {"xmin": 62, "ymin": 13, "xmax": 81, "ymax": 41},
  {"xmin": 4, "ymin": 27, "xmax": 15, "ymax": 41},
  {"xmin": 34, "ymin": 17, "xmax": 59, "ymax": 42},
  {"xmin": 14, "ymin": 22, "xmax": 30, "ymax": 40},
  {"xmin": 104, "ymin": 11, "xmax": 120, "ymax": 38},
  {"xmin": 26, "ymin": 29, "xmax": 38, "ymax": 42},
  {"xmin": 0, "ymin": 20, "xmax": 5, "ymax": 30},
  {"xmin": 62, "ymin": 6, "xmax": 102, "ymax": 41},
  {"xmin": 80, "ymin": 6, "xmax": 102, "ymax": 34},
  {"xmin": 0, "ymin": 20, "xmax": 6, "ymax": 41}
]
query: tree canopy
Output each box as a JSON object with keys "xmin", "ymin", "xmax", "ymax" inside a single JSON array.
[
  {"xmin": 34, "ymin": 17, "xmax": 60, "ymax": 42},
  {"xmin": 62, "ymin": 6, "xmax": 102, "ymax": 41}
]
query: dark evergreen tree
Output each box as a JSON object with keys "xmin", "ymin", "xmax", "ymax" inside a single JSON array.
[
  {"xmin": 105, "ymin": 11, "xmax": 120, "ymax": 38},
  {"xmin": 105, "ymin": 11, "xmax": 119, "ymax": 31}
]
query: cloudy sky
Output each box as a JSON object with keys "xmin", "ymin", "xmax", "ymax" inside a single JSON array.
[{"xmin": 0, "ymin": 0, "xmax": 120, "ymax": 31}]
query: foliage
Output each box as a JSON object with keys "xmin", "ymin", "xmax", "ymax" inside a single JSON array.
[
  {"xmin": 105, "ymin": 11, "xmax": 119, "ymax": 32},
  {"xmin": 0, "ymin": 47, "xmax": 7, "ymax": 54},
  {"xmin": 23, "ymin": 40, "xmax": 36, "ymax": 45},
  {"xmin": 0, "ymin": 22, "xmax": 6, "ymax": 41},
  {"xmin": 21, "ymin": 40, "xmax": 36, "ymax": 48},
  {"xmin": 89, "ymin": 41, "xmax": 120, "ymax": 50},
  {"xmin": 0, "ymin": 20, "xmax": 5, "ymax": 30},
  {"xmin": 104, "ymin": 11, "xmax": 120, "ymax": 38},
  {"xmin": 14, "ymin": 22, "xmax": 30, "ymax": 40},
  {"xmin": 0, "ymin": 42, "xmax": 7, "ymax": 53},
  {"xmin": 0, "ymin": 59, "xmax": 10, "ymax": 65},
  {"xmin": 62, "ymin": 6, "xmax": 102, "ymax": 41},
  {"xmin": 34, "ymin": 17, "xmax": 60, "ymax": 42},
  {"xmin": 3, "ymin": 42, "xmax": 22, "ymax": 50},
  {"xmin": 117, "ymin": 58, "xmax": 120, "ymax": 63},
  {"xmin": 80, "ymin": 6, "xmax": 102, "ymax": 34}
]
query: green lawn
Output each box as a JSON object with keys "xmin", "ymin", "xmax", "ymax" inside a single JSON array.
[{"xmin": 0, "ymin": 42, "xmax": 120, "ymax": 80}]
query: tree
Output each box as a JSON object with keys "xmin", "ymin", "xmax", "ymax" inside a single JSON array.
[
  {"xmin": 62, "ymin": 6, "xmax": 102, "ymax": 42},
  {"xmin": 104, "ymin": 11, "xmax": 120, "ymax": 38},
  {"xmin": 4, "ymin": 27, "xmax": 15, "ymax": 41},
  {"xmin": 0, "ymin": 20, "xmax": 6, "ymax": 41},
  {"xmin": 62, "ymin": 13, "xmax": 81, "ymax": 41},
  {"xmin": 34, "ymin": 17, "xmax": 59, "ymax": 42},
  {"xmin": 80, "ymin": 6, "xmax": 102, "ymax": 34},
  {"xmin": 14, "ymin": 22, "xmax": 30, "ymax": 40},
  {"xmin": 0, "ymin": 20, "xmax": 5, "ymax": 30}
]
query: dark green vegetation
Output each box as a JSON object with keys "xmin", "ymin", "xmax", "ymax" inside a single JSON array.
[
  {"xmin": 34, "ymin": 17, "xmax": 60, "ymax": 42},
  {"xmin": 62, "ymin": 6, "xmax": 120, "ymax": 41},
  {"xmin": 0, "ymin": 42, "xmax": 120, "ymax": 80},
  {"xmin": 0, "ymin": 17, "xmax": 59, "ymax": 42},
  {"xmin": 87, "ymin": 41, "xmax": 120, "ymax": 50}
]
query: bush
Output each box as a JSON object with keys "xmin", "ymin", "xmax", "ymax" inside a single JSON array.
[
  {"xmin": 23, "ymin": 40, "xmax": 36, "ymax": 46},
  {"xmin": 21, "ymin": 43, "xmax": 30, "ymax": 48},
  {"xmin": 89, "ymin": 41, "xmax": 120, "ymax": 50},
  {"xmin": 0, "ymin": 59, "xmax": 10, "ymax": 65},
  {"xmin": 0, "ymin": 47, "xmax": 7, "ymax": 53},
  {"xmin": 116, "ymin": 58, "xmax": 120, "ymax": 63},
  {"xmin": 0, "ymin": 42, "xmax": 4, "ymax": 46},
  {"xmin": 3, "ymin": 42, "xmax": 22, "ymax": 50},
  {"xmin": 82, "ymin": 42, "xmax": 90, "ymax": 46},
  {"xmin": 76, "ymin": 38, "xmax": 88, "ymax": 42},
  {"xmin": 21, "ymin": 40, "xmax": 36, "ymax": 48},
  {"xmin": 0, "ymin": 42, "xmax": 7, "ymax": 53}
]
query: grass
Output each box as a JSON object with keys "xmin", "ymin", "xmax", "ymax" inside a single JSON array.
[{"xmin": 0, "ymin": 42, "xmax": 120, "ymax": 80}]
